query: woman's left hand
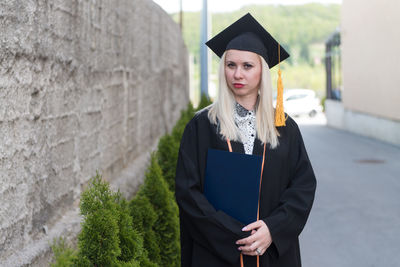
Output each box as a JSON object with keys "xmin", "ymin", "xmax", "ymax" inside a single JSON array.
[{"xmin": 236, "ymin": 220, "xmax": 272, "ymax": 256}]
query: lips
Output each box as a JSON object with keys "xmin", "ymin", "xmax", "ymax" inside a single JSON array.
[{"xmin": 233, "ymin": 83, "xmax": 244, "ymax": 88}]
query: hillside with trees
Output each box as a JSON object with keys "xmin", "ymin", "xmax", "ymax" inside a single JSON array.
[{"xmin": 172, "ymin": 3, "xmax": 341, "ymax": 100}]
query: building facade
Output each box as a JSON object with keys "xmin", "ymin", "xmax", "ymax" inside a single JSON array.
[{"xmin": 326, "ymin": 0, "xmax": 400, "ymax": 146}]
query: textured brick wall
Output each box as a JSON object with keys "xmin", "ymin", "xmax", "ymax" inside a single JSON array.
[{"xmin": 0, "ymin": 0, "xmax": 189, "ymax": 264}]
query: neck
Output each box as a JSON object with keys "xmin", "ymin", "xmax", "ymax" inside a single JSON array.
[{"xmin": 235, "ymin": 94, "xmax": 258, "ymax": 111}]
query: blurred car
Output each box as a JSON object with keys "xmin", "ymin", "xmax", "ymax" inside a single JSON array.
[{"xmin": 274, "ymin": 89, "xmax": 323, "ymax": 117}]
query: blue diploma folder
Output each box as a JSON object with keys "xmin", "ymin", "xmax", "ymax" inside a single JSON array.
[{"xmin": 204, "ymin": 148, "xmax": 263, "ymax": 225}]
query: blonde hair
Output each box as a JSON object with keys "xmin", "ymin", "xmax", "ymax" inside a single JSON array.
[{"xmin": 208, "ymin": 52, "xmax": 279, "ymax": 148}]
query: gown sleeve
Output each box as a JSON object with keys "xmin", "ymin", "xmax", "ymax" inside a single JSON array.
[
  {"xmin": 175, "ymin": 121, "xmax": 249, "ymax": 264},
  {"xmin": 262, "ymin": 121, "xmax": 317, "ymax": 259}
]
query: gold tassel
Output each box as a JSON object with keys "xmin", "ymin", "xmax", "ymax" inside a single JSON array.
[
  {"xmin": 275, "ymin": 46, "xmax": 286, "ymax": 127},
  {"xmin": 275, "ymin": 69, "xmax": 286, "ymax": 126}
]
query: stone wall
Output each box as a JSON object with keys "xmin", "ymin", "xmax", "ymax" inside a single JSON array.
[{"xmin": 0, "ymin": 0, "xmax": 189, "ymax": 265}]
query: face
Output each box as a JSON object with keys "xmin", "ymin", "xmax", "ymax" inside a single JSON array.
[{"xmin": 224, "ymin": 49, "xmax": 262, "ymax": 99}]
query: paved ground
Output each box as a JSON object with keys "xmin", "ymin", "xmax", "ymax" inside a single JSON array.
[{"xmin": 294, "ymin": 113, "xmax": 400, "ymax": 267}]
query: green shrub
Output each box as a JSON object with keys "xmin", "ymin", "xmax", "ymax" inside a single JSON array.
[
  {"xmin": 79, "ymin": 173, "xmax": 117, "ymax": 215},
  {"xmin": 171, "ymin": 97, "xmax": 211, "ymax": 145},
  {"xmin": 157, "ymin": 134, "xmax": 180, "ymax": 192},
  {"xmin": 158, "ymin": 102, "xmax": 196, "ymax": 193},
  {"xmin": 138, "ymin": 256, "xmax": 158, "ymax": 267},
  {"xmin": 129, "ymin": 195, "xmax": 160, "ymax": 266},
  {"xmin": 73, "ymin": 255, "xmax": 91, "ymax": 267},
  {"xmin": 139, "ymin": 154, "xmax": 180, "ymax": 267},
  {"xmin": 115, "ymin": 260, "xmax": 141, "ymax": 267},
  {"xmin": 171, "ymin": 103, "xmax": 195, "ymax": 143},
  {"xmin": 197, "ymin": 93, "xmax": 212, "ymax": 110},
  {"xmin": 78, "ymin": 207, "xmax": 120, "ymax": 265},
  {"xmin": 77, "ymin": 174, "xmax": 120, "ymax": 265},
  {"xmin": 77, "ymin": 174, "xmax": 145, "ymax": 266},
  {"xmin": 116, "ymin": 195, "xmax": 144, "ymax": 263},
  {"xmin": 51, "ymin": 238, "xmax": 78, "ymax": 267},
  {"xmin": 52, "ymin": 102, "xmax": 202, "ymax": 266}
]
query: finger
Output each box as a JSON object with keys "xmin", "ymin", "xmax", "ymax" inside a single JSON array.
[
  {"xmin": 236, "ymin": 233, "xmax": 258, "ymax": 245},
  {"xmin": 258, "ymin": 247, "xmax": 267, "ymax": 256},
  {"xmin": 237, "ymin": 227, "xmax": 266, "ymax": 245},
  {"xmin": 238, "ymin": 245, "xmax": 257, "ymax": 254},
  {"xmin": 239, "ymin": 241, "xmax": 265, "ymax": 255},
  {"xmin": 241, "ymin": 245, "xmax": 266, "ymax": 256},
  {"xmin": 242, "ymin": 251, "xmax": 263, "ymax": 256},
  {"xmin": 239, "ymin": 240, "xmax": 261, "ymax": 253},
  {"xmin": 249, "ymin": 241, "xmax": 261, "ymax": 252},
  {"xmin": 238, "ymin": 244, "xmax": 253, "ymax": 253},
  {"xmin": 242, "ymin": 250, "xmax": 258, "ymax": 256},
  {"xmin": 241, "ymin": 246, "xmax": 266, "ymax": 256},
  {"xmin": 247, "ymin": 249, "xmax": 265, "ymax": 256},
  {"xmin": 242, "ymin": 220, "xmax": 262, "ymax": 232},
  {"xmin": 236, "ymin": 224, "xmax": 268, "ymax": 245}
]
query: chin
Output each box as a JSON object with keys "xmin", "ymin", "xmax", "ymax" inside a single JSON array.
[
  {"xmin": 230, "ymin": 90, "xmax": 245, "ymax": 97},
  {"xmin": 232, "ymin": 92, "xmax": 248, "ymax": 98},
  {"xmin": 231, "ymin": 88, "xmax": 254, "ymax": 98}
]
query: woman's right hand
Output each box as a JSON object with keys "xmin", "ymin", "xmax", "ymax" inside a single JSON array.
[{"xmin": 235, "ymin": 220, "xmax": 272, "ymax": 256}]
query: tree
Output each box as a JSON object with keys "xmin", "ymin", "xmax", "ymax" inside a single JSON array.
[
  {"xmin": 139, "ymin": 154, "xmax": 180, "ymax": 267},
  {"xmin": 130, "ymin": 195, "xmax": 160, "ymax": 266},
  {"xmin": 77, "ymin": 174, "xmax": 143, "ymax": 266},
  {"xmin": 78, "ymin": 174, "xmax": 121, "ymax": 266}
]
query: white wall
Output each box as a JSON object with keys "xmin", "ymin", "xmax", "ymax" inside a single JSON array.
[{"xmin": 341, "ymin": 0, "xmax": 400, "ymax": 121}]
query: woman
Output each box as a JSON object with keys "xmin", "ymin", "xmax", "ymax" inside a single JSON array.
[{"xmin": 175, "ymin": 13, "xmax": 316, "ymax": 267}]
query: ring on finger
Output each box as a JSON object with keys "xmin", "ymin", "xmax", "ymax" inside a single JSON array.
[{"xmin": 256, "ymin": 248, "xmax": 262, "ymax": 255}]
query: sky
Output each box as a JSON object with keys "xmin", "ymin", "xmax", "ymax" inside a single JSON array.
[{"xmin": 153, "ymin": 0, "xmax": 342, "ymax": 14}]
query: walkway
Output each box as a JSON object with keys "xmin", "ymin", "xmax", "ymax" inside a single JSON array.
[{"xmin": 297, "ymin": 114, "xmax": 400, "ymax": 267}]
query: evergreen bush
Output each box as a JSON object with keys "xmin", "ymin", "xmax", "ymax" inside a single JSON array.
[
  {"xmin": 158, "ymin": 102, "xmax": 197, "ymax": 192},
  {"xmin": 73, "ymin": 255, "xmax": 91, "ymax": 267},
  {"xmin": 77, "ymin": 173, "xmax": 144, "ymax": 266},
  {"xmin": 114, "ymin": 260, "xmax": 140, "ymax": 267},
  {"xmin": 78, "ymin": 208, "xmax": 120, "ymax": 265},
  {"xmin": 139, "ymin": 154, "xmax": 180, "ymax": 267},
  {"xmin": 138, "ymin": 256, "xmax": 158, "ymax": 267},
  {"xmin": 197, "ymin": 93, "xmax": 212, "ymax": 111},
  {"xmin": 171, "ymin": 102, "xmax": 195, "ymax": 143},
  {"xmin": 50, "ymin": 238, "xmax": 78, "ymax": 267},
  {"xmin": 157, "ymin": 134, "xmax": 180, "ymax": 192},
  {"xmin": 171, "ymin": 96, "xmax": 211, "ymax": 145},
  {"xmin": 52, "ymin": 103, "xmax": 203, "ymax": 266},
  {"xmin": 115, "ymin": 195, "xmax": 144, "ymax": 263},
  {"xmin": 78, "ymin": 174, "xmax": 121, "ymax": 266},
  {"xmin": 129, "ymin": 195, "xmax": 160, "ymax": 266}
]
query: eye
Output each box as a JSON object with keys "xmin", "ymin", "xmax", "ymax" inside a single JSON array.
[
  {"xmin": 226, "ymin": 62, "xmax": 236, "ymax": 68},
  {"xmin": 243, "ymin": 63, "xmax": 253, "ymax": 69}
]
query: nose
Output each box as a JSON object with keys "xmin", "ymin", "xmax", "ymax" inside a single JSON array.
[{"xmin": 233, "ymin": 67, "xmax": 243, "ymax": 80}]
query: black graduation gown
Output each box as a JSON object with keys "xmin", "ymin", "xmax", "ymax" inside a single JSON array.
[{"xmin": 175, "ymin": 109, "xmax": 316, "ymax": 267}]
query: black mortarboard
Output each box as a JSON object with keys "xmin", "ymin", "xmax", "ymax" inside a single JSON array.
[{"xmin": 205, "ymin": 13, "xmax": 289, "ymax": 68}]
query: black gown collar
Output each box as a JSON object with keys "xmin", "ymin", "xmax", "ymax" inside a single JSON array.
[{"xmin": 225, "ymin": 137, "xmax": 264, "ymax": 156}]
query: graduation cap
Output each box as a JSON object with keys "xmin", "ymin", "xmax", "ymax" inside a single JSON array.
[
  {"xmin": 205, "ymin": 13, "xmax": 289, "ymax": 69},
  {"xmin": 205, "ymin": 13, "xmax": 289, "ymax": 126}
]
